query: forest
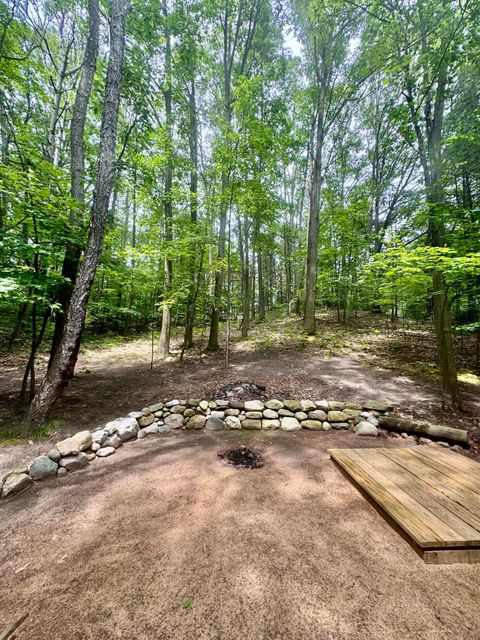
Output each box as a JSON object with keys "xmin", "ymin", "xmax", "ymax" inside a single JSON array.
[{"xmin": 0, "ymin": 0, "xmax": 479, "ymax": 432}]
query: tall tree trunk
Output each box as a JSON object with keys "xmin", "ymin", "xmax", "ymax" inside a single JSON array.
[
  {"xmin": 258, "ymin": 248, "xmax": 265, "ymax": 321},
  {"xmin": 28, "ymin": 0, "xmax": 130, "ymax": 431},
  {"xmin": 158, "ymin": 4, "xmax": 173, "ymax": 359},
  {"xmin": 49, "ymin": 0, "xmax": 100, "ymax": 369}
]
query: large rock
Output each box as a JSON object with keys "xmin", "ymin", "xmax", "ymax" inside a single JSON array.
[
  {"xmin": 302, "ymin": 420, "xmax": 323, "ymax": 431},
  {"xmin": 294, "ymin": 411, "xmax": 308, "ymax": 421},
  {"xmin": 315, "ymin": 400, "xmax": 329, "ymax": 411},
  {"xmin": 137, "ymin": 413, "xmax": 155, "ymax": 428},
  {"xmin": 225, "ymin": 408, "xmax": 240, "ymax": 417},
  {"xmin": 280, "ymin": 417, "xmax": 301, "ymax": 431},
  {"xmin": 300, "ymin": 400, "xmax": 316, "ymax": 412},
  {"xmin": 1, "ymin": 473, "xmax": 32, "ymax": 498},
  {"xmin": 166, "ymin": 399, "xmax": 180, "ymax": 408},
  {"xmin": 242, "ymin": 419, "xmax": 262, "ymax": 430},
  {"xmin": 205, "ymin": 417, "xmax": 224, "ymax": 431},
  {"xmin": 283, "ymin": 400, "xmax": 301, "ymax": 412},
  {"xmin": 58, "ymin": 453, "xmax": 88, "ymax": 472},
  {"xmin": 225, "ymin": 416, "xmax": 241, "ymax": 430},
  {"xmin": 96, "ymin": 446, "xmax": 116, "ymax": 458},
  {"xmin": 165, "ymin": 414, "xmax": 184, "ymax": 429},
  {"xmin": 172, "ymin": 405, "xmax": 187, "ymax": 414},
  {"xmin": 245, "ymin": 411, "xmax": 263, "ymax": 419},
  {"xmin": 265, "ymin": 399, "xmax": 283, "ymax": 410},
  {"xmin": 72, "ymin": 430, "xmax": 92, "ymax": 451},
  {"xmin": 327, "ymin": 411, "xmax": 348, "ymax": 422},
  {"xmin": 278, "ymin": 408, "xmax": 295, "ymax": 417},
  {"xmin": 186, "ymin": 415, "xmax": 206, "ymax": 430},
  {"xmin": 244, "ymin": 400, "xmax": 264, "ymax": 411},
  {"xmin": 92, "ymin": 429, "xmax": 107, "ymax": 446},
  {"xmin": 262, "ymin": 419, "xmax": 280, "ymax": 430},
  {"xmin": 355, "ymin": 421, "xmax": 379, "ymax": 437},
  {"xmin": 29, "ymin": 456, "xmax": 58, "ymax": 481},
  {"xmin": 211, "ymin": 410, "xmax": 225, "ymax": 419},
  {"xmin": 329, "ymin": 401, "xmax": 345, "ymax": 411},
  {"xmin": 308, "ymin": 410, "xmax": 327, "ymax": 421},
  {"xmin": 263, "ymin": 409, "xmax": 278, "ymax": 419},
  {"xmin": 113, "ymin": 417, "xmax": 138, "ymax": 442},
  {"xmin": 56, "ymin": 437, "xmax": 79, "ymax": 457},
  {"xmin": 332, "ymin": 422, "xmax": 349, "ymax": 430},
  {"xmin": 104, "ymin": 434, "xmax": 123, "ymax": 449}
]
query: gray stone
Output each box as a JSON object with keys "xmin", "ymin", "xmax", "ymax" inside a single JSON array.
[
  {"xmin": 172, "ymin": 405, "xmax": 187, "ymax": 414},
  {"xmin": 437, "ymin": 441, "xmax": 450, "ymax": 448},
  {"xmin": 144, "ymin": 424, "xmax": 159, "ymax": 434},
  {"xmin": 96, "ymin": 446, "xmax": 116, "ymax": 458},
  {"xmin": 332, "ymin": 422, "xmax": 349, "ymax": 430},
  {"xmin": 242, "ymin": 419, "xmax": 262, "ymax": 430},
  {"xmin": 345, "ymin": 403, "xmax": 362, "ymax": 410},
  {"xmin": 225, "ymin": 416, "xmax": 242, "ymax": 430},
  {"xmin": 328, "ymin": 411, "xmax": 348, "ymax": 423},
  {"xmin": 186, "ymin": 415, "xmax": 206, "ymax": 430},
  {"xmin": 205, "ymin": 417, "xmax": 224, "ymax": 431},
  {"xmin": 263, "ymin": 409, "xmax": 278, "ymax": 419},
  {"xmin": 92, "ymin": 429, "xmax": 107, "ymax": 445},
  {"xmin": 451, "ymin": 445, "xmax": 464, "ymax": 453},
  {"xmin": 225, "ymin": 408, "xmax": 240, "ymax": 417},
  {"xmin": 229, "ymin": 400, "xmax": 245, "ymax": 410},
  {"xmin": 91, "ymin": 442, "xmax": 101, "ymax": 452},
  {"xmin": 137, "ymin": 413, "xmax": 155, "ymax": 428},
  {"xmin": 355, "ymin": 421, "xmax": 378, "ymax": 437},
  {"xmin": 300, "ymin": 400, "xmax": 316, "ymax": 412},
  {"xmin": 149, "ymin": 403, "xmax": 164, "ymax": 413},
  {"xmin": 141, "ymin": 406, "xmax": 152, "ymax": 416},
  {"xmin": 315, "ymin": 400, "xmax": 329, "ymax": 411},
  {"xmin": 245, "ymin": 411, "xmax": 263, "ymax": 419},
  {"xmin": 283, "ymin": 400, "xmax": 301, "ymax": 412},
  {"xmin": 401, "ymin": 432, "xmax": 409, "ymax": 438},
  {"xmin": 104, "ymin": 434, "xmax": 123, "ymax": 449},
  {"xmin": 216, "ymin": 400, "xmax": 230, "ymax": 408},
  {"xmin": 208, "ymin": 401, "xmax": 217, "ymax": 408},
  {"xmin": 59, "ymin": 452, "xmax": 89, "ymax": 471},
  {"xmin": 302, "ymin": 420, "xmax": 323, "ymax": 431},
  {"xmin": 165, "ymin": 414, "xmax": 184, "ymax": 429},
  {"xmin": 199, "ymin": 400, "xmax": 209, "ymax": 411},
  {"xmin": 265, "ymin": 399, "xmax": 283, "ymax": 410},
  {"xmin": 262, "ymin": 419, "xmax": 280, "ymax": 430},
  {"xmin": 137, "ymin": 428, "xmax": 147, "ymax": 439},
  {"xmin": 367, "ymin": 415, "xmax": 379, "ymax": 426},
  {"xmin": 280, "ymin": 417, "xmax": 301, "ymax": 431},
  {"xmin": 329, "ymin": 401, "xmax": 345, "ymax": 411},
  {"xmin": 114, "ymin": 417, "xmax": 138, "ymax": 442},
  {"xmin": 244, "ymin": 400, "xmax": 264, "ymax": 411},
  {"xmin": 278, "ymin": 408, "xmax": 295, "ymax": 417},
  {"xmin": 308, "ymin": 410, "xmax": 326, "ymax": 421},
  {"xmin": 322, "ymin": 422, "xmax": 332, "ymax": 431},
  {"xmin": 48, "ymin": 448, "xmax": 61, "ymax": 462},
  {"xmin": 166, "ymin": 399, "xmax": 179, "ymax": 408},
  {"xmin": 1, "ymin": 473, "xmax": 32, "ymax": 498},
  {"xmin": 419, "ymin": 437, "xmax": 432, "ymax": 445},
  {"xmin": 184, "ymin": 408, "xmax": 195, "ymax": 418},
  {"xmin": 211, "ymin": 410, "xmax": 225, "ymax": 419},
  {"xmin": 57, "ymin": 467, "xmax": 67, "ymax": 477},
  {"xmin": 157, "ymin": 424, "xmax": 170, "ymax": 433},
  {"xmin": 56, "ymin": 437, "xmax": 79, "ymax": 457},
  {"xmin": 29, "ymin": 456, "xmax": 58, "ymax": 480},
  {"xmin": 294, "ymin": 412, "xmax": 308, "ymax": 422},
  {"xmin": 343, "ymin": 409, "xmax": 362, "ymax": 419},
  {"xmin": 187, "ymin": 399, "xmax": 200, "ymax": 407},
  {"xmin": 128, "ymin": 411, "xmax": 142, "ymax": 419}
]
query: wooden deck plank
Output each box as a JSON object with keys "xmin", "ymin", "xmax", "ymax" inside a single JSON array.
[
  {"xmin": 354, "ymin": 448, "xmax": 480, "ymax": 542},
  {"xmin": 329, "ymin": 448, "xmax": 444, "ymax": 547},
  {"xmin": 328, "ymin": 447, "xmax": 480, "ymax": 563},
  {"xmin": 410, "ymin": 447, "xmax": 480, "ymax": 493},
  {"xmin": 381, "ymin": 449, "xmax": 480, "ymax": 530},
  {"xmin": 345, "ymin": 449, "xmax": 468, "ymax": 545}
]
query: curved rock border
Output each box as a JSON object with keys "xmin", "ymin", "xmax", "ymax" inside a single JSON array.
[{"xmin": 1, "ymin": 398, "xmax": 469, "ymax": 500}]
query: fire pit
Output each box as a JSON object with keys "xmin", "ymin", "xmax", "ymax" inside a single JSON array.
[
  {"xmin": 217, "ymin": 446, "xmax": 265, "ymax": 469},
  {"xmin": 216, "ymin": 382, "xmax": 266, "ymax": 401}
]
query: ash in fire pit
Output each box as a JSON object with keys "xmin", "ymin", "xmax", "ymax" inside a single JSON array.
[
  {"xmin": 216, "ymin": 382, "xmax": 266, "ymax": 401},
  {"xmin": 217, "ymin": 446, "xmax": 265, "ymax": 469}
]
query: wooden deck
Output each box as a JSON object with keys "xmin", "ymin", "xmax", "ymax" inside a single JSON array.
[{"xmin": 329, "ymin": 447, "xmax": 480, "ymax": 564}]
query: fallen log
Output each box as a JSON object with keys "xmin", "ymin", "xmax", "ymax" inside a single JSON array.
[{"xmin": 378, "ymin": 415, "xmax": 469, "ymax": 445}]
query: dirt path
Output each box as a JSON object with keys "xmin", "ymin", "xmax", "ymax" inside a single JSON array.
[{"xmin": 1, "ymin": 430, "xmax": 479, "ymax": 640}]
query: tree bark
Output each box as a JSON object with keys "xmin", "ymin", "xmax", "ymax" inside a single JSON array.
[
  {"xmin": 28, "ymin": 0, "xmax": 130, "ymax": 431},
  {"xmin": 49, "ymin": 0, "xmax": 100, "ymax": 369}
]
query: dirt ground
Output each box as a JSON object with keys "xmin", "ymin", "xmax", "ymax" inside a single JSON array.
[{"xmin": 1, "ymin": 429, "xmax": 480, "ymax": 640}]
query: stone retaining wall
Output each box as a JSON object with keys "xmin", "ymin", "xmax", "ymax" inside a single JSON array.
[{"xmin": 0, "ymin": 398, "xmax": 468, "ymax": 500}]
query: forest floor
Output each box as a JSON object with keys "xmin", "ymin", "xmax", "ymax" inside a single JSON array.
[
  {"xmin": 0, "ymin": 311, "xmax": 479, "ymax": 474},
  {"xmin": 1, "ymin": 428, "xmax": 480, "ymax": 640}
]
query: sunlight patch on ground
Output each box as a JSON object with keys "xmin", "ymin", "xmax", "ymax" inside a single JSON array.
[{"xmin": 458, "ymin": 371, "xmax": 480, "ymax": 386}]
